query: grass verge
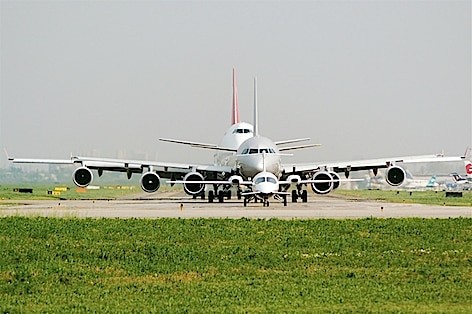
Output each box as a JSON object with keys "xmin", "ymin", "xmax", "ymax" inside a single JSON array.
[{"xmin": 0, "ymin": 217, "xmax": 471, "ymax": 313}]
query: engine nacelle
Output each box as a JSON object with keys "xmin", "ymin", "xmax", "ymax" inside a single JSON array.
[
  {"xmin": 287, "ymin": 174, "xmax": 301, "ymax": 184},
  {"xmin": 140, "ymin": 172, "xmax": 161, "ymax": 193},
  {"xmin": 183, "ymin": 172, "xmax": 205, "ymax": 195},
  {"xmin": 386, "ymin": 166, "xmax": 406, "ymax": 186},
  {"xmin": 73, "ymin": 167, "xmax": 93, "ymax": 187},
  {"xmin": 311, "ymin": 171, "xmax": 334, "ymax": 195},
  {"xmin": 229, "ymin": 175, "xmax": 243, "ymax": 185},
  {"xmin": 329, "ymin": 171, "xmax": 341, "ymax": 190}
]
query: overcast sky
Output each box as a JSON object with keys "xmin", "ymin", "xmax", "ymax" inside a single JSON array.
[{"xmin": 1, "ymin": 0, "xmax": 470, "ymax": 168}]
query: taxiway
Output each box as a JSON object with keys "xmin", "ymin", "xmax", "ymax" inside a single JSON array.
[{"xmin": 1, "ymin": 194, "xmax": 470, "ymax": 219}]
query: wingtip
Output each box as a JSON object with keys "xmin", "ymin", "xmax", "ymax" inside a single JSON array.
[{"xmin": 3, "ymin": 148, "xmax": 13, "ymax": 161}]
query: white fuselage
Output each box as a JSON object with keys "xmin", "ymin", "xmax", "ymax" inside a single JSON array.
[
  {"xmin": 251, "ymin": 171, "xmax": 280, "ymax": 196},
  {"xmin": 235, "ymin": 136, "xmax": 282, "ymax": 179},
  {"xmin": 213, "ymin": 122, "xmax": 254, "ymax": 167}
]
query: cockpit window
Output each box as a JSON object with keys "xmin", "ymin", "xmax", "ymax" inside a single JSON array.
[
  {"xmin": 233, "ymin": 128, "xmax": 252, "ymax": 134},
  {"xmin": 255, "ymin": 177, "xmax": 266, "ymax": 184},
  {"xmin": 242, "ymin": 147, "xmax": 276, "ymax": 154},
  {"xmin": 255, "ymin": 177, "xmax": 277, "ymax": 184}
]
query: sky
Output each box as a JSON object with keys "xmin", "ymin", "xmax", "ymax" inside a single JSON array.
[{"xmin": 1, "ymin": 0, "xmax": 470, "ymax": 169}]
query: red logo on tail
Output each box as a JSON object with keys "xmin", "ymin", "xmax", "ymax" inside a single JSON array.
[{"xmin": 466, "ymin": 163, "xmax": 472, "ymax": 175}]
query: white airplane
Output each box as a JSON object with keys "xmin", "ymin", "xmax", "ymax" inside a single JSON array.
[
  {"xmin": 449, "ymin": 160, "xmax": 472, "ymax": 189},
  {"xmin": 8, "ymin": 71, "xmax": 466, "ymax": 206}
]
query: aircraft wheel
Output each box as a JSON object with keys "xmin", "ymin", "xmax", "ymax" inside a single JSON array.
[
  {"xmin": 302, "ymin": 190, "xmax": 308, "ymax": 203},
  {"xmin": 291, "ymin": 190, "xmax": 298, "ymax": 203},
  {"xmin": 243, "ymin": 198, "xmax": 247, "ymax": 207},
  {"xmin": 218, "ymin": 191, "xmax": 224, "ymax": 203},
  {"xmin": 237, "ymin": 191, "xmax": 242, "ymax": 200},
  {"xmin": 283, "ymin": 195, "xmax": 287, "ymax": 206},
  {"xmin": 208, "ymin": 190, "xmax": 214, "ymax": 203},
  {"xmin": 226, "ymin": 190, "xmax": 231, "ymax": 200}
]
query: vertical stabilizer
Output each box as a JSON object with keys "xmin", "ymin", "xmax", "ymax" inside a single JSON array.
[
  {"xmin": 253, "ymin": 77, "xmax": 259, "ymax": 136},
  {"xmin": 465, "ymin": 161, "xmax": 472, "ymax": 178},
  {"xmin": 231, "ymin": 68, "xmax": 240, "ymax": 125}
]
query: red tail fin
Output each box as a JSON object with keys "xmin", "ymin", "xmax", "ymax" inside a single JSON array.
[{"xmin": 232, "ymin": 68, "xmax": 240, "ymax": 125}]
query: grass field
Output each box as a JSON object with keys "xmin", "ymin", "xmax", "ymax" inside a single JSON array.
[
  {"xmin": 1, "ymin": 217, "xmax": 471, "ymax": 313},
  {"xmin": 0, "ymin": 184, "xmax": 182, "ymax": 201},
  {"xmin": 333, "ymin": 189, "xmax": 472, "ymax": 207}
]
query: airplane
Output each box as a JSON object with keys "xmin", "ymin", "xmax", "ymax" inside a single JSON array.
[
  {"xmin": 449, "ymin": 160, "xmax": 472, "ymax": 190},
  {"xmin": 8, "ymin": 70, "xmax": 466, "ymax": 206}
]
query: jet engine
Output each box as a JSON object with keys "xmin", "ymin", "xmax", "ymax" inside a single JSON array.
[
  {"xmin": 330, "ymin": 171, "xmax": 341, "ymax": 190},
  {"xmin": 229, "ymin": 175, "xmax": 243, "ymax": 185},
  {"xmin": 385, "ymin": 166, "xmax": 406, "ymax": 186},
  {"xmin": 140, "ymin": 172, "xmax": 161, "ymax": 193},
  {"xmin": 73, "ymin": 167, "xmax": 93, "ymax": 187},
  {"xmin": 311, "ymin": 171, "xmax": 334, "ymax": 195},
  {"xmin": 183, "ymin": 172, "xmax": 205, "ymax": 195},
  {"xmin": 287, "ymin": 175, "xmax": 301, "ymax": 184}
]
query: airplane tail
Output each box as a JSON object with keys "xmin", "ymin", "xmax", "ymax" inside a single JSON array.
[
  {"xmin": 253, "ymin": 77, "xmax": 259, "ymax": 136},
  {"xmin": 231, "ymin": 68, "xmax": 240, "ymax": 125},
  {"xmin": 465, "ymin": 160, "xmax": 472, "ymax": 178},
  {"xmin": 426, "ymin": 176, "xmax": 436, "ymax": 187},
  {"xmin": 450, "ymin": 172, "xmax": 464, "ymax": 182}
]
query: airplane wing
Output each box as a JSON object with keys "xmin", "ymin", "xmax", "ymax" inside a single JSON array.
[
  {"xmin": 159, "ymin": 138, "xmax": 237, "ymax": 152},
  {"xmin": 9, "ymin": 155, "xmax": 234, "ymax": 178},
  {"xmin": 283, "ymin": 154, "xmax": 466, "ymax": 175}
]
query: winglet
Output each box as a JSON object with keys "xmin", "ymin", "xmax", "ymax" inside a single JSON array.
[
  {"xmin": 253, "ymin": 77, "xmax": 259, "ymax": 136},
  {"xmin": 231, "ymin": 67, "xmax": 240, "ymax": 125},
  {"xmin": 4, "ymin": 148, "xmax": 12, "ymax": 161}
]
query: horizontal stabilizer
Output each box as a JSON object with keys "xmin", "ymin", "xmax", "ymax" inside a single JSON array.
[
  {"xmin": 278, "ymin": 144, "xmax": 321, "ymax": 152},
  {"xmin": 274, "ymin": 138, "xmax": 311, "ymax": 146},
  {"xmin": 159, "ymin": 138, "xmax": 237, "ymax": 152}
]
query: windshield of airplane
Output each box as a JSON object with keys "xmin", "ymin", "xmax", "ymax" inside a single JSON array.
[
  {"xmin": 241, "ymin": 148, "xmax": 276, "ymax": 154},
  {"xmin": 233, "ymin": 128, "xmax": 252, "ymax": 134},
  {"xmin": 255, "ymin": 177, "xmax": 277, "ymax": 184}
]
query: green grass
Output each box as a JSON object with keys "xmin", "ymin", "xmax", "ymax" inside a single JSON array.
[
  {"xmin": 333, "ymin": 189, "xmax": 472, "ymax": 207},
  {"xmin": 0, "ymin": 184, "xmax": 179, "ymax": 201},
  {"xmin": 0, "ymin": 217, "xmax": 471, "ymax": 313}
]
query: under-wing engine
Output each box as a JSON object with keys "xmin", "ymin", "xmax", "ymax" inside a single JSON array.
[
  {"xmin": 311, "ymin": 171, "xmax": 334, "ymax": 195},
  {"xmin": 183, "ymin": 172, "xmax": 205, "ymax": 195},
  {"xmin": 385, "ymin": 166, "xmax": 406, "ymax": 186},
  {"xmin": 140, "ymin": 172, "xmax": 161, "ymax": 193},
  {"xmin": 73, "ymin": 167, "xmax": 93, "ymax": 187},
  {"xmin": 330, "ymin": 171, "xmax": 340, "ymax": 190}
]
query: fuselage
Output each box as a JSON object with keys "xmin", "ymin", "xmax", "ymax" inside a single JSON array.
[
  {"xmin": 214, "ymin": 122, "xmax": 254, "ymax": 167},
  {"xmin": 235, "ymin": 136, "xmax": 282, "ymax": 179}
]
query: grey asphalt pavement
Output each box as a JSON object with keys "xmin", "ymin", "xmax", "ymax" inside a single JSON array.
[{"xmin": 1, "ymin": 195, "xmax": 470, "ymax": 219}]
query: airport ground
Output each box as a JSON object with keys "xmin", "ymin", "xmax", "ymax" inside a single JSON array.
[{"xmin": 1, "ymin": 190, "xmax": 471, "ymax": 219}]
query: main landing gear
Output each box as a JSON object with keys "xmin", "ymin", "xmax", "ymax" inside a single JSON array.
[
  {"xmin": 207, "ymin": 189, "xmax": 235, "ymax": 203},
  {"xmin": 291, "ymin": 189, "xmax": 308, "ymax": 203}
]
